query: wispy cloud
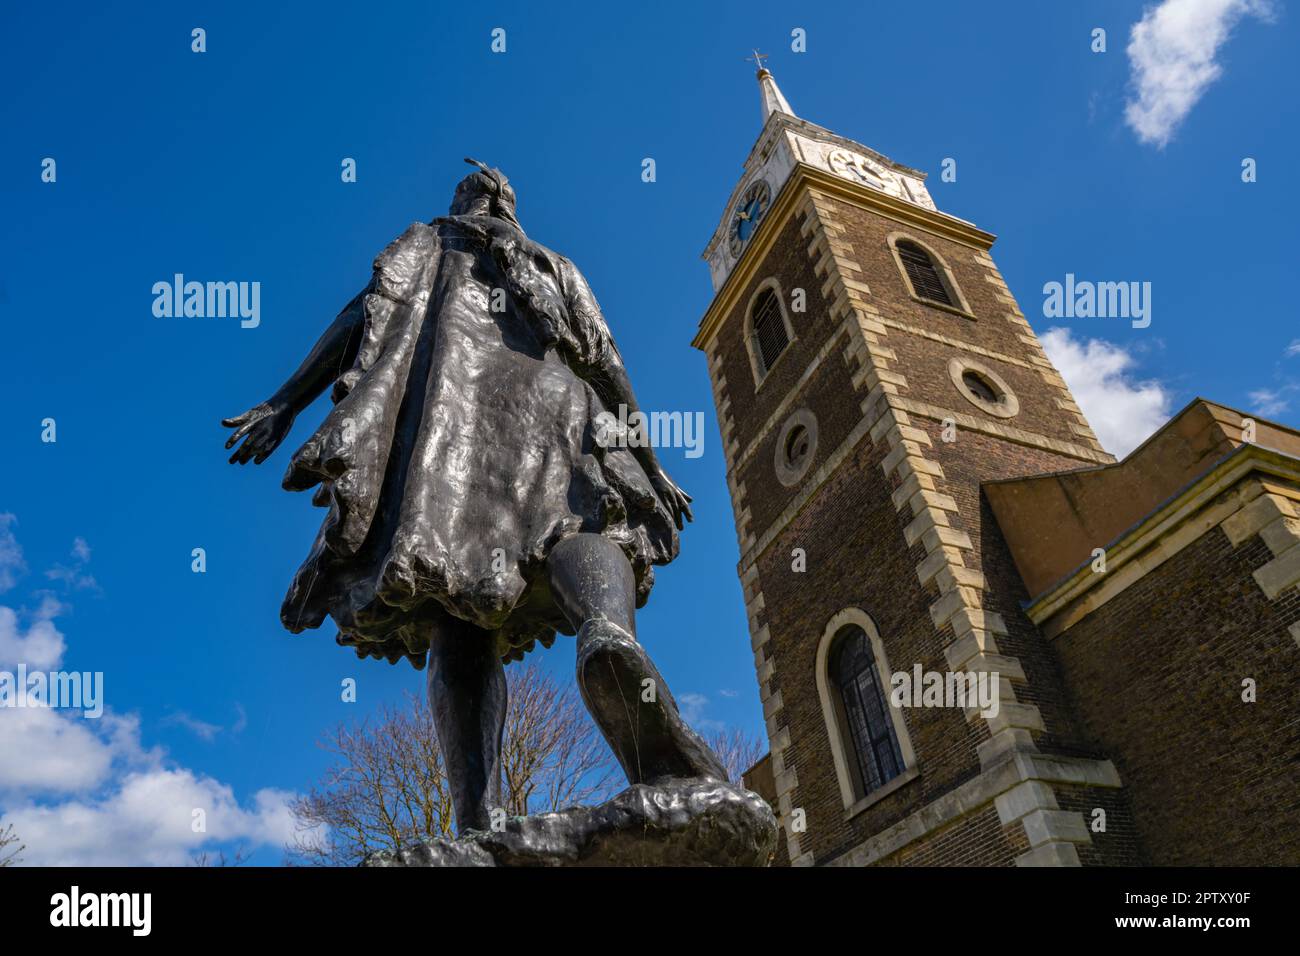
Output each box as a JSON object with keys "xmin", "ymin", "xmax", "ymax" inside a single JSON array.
[
  {"xmin": 0, "ymin": 515, "xmax": 24, "ymax": 593},
  {"xmin": 1248, "ymin": 385, "xmax": 1299, "ymax": 417},
  {"xmin": 162, "ymin": 704, "xmax": 248, "ymax": 743},
  {"xmin": 1040, "ymin": 328, "xmax": 1174, "ymax": 457},
  {"xmin": 1286, "ymin": 339, "xmax": 1300, "ymax": 357},
  {"xmin": 1124, "ymin": 0, "xmax": 1276, "ymax": 148},
  {"xmin": 678, "ymin": 692, "xmax": 725, "ymax": 733},
  {"xmin": 162, "ymin": 712, "xmax": 223, "ymax": 743},
  {"xmin": 44, "ymin": 537, "xmax": 98, "ymax": 593}
]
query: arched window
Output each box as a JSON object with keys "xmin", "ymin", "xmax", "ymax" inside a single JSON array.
[
  {"xmin": 750, "ymin": 286, "xmax": 789, "ymax": 373},
  {"xmin": 895, "ymin": 240, "xmax": 954, "ymax": 306},
  {"xmin": 830, "ymin": 625, "xmax": 905, "ymax": 795}
]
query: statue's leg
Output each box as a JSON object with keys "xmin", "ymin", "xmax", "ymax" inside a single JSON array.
[
  {"xmin": 426, "ymin": 616, "xmax": 506, "ymax": 835},
  {"xmin": 547, "ymin": 533, "xmax": 727, "ymax": 785}
]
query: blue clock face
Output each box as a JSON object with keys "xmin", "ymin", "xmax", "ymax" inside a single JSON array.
[
  {"xmin": 729, "ymin": 180, "xmax": 772, "ymax": 255},
  {"xmin": 737, "ymin": 197, "xmax": 762, "ymax": 242}
]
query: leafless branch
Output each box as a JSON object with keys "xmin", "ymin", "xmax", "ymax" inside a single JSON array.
[
  {"xmin": 191, "ymin": 844, "xmax": 251, "ymax": 867},
  {"xmin": 287, "ymin": 664, "xmax": 617, "ymax": 866},
  {"xmin": 705, "ymin": 727, "xmax": 767, "ymax": 785},
  {"xmin": 0, "ymin": 823, "xmax": 24, "ymax": 867}
]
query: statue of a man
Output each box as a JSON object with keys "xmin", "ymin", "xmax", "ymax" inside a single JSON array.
[{"xmin": 222, "ymin": 159, "xmax": 727, "ymax": 834}]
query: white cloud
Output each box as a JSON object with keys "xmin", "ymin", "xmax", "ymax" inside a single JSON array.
[
  {"xmin": 1040, "ymin": 328, "xmax": 1174, "ymax": 457},
  {"xmin": 0, "ymin": 599, "xmax": 66, "ymax": 670},
  {"xmin": 0, "ymin": 564, "xmax": 296, "ymax": 864},
  {"xmin": 0, "ymin": 708, "xmax": 150, "ymax": 796},
  {"xmin": 0, "ymin": 515, "xmax": 24, "ymax": 593},
  {"xmin": 3, "ymin": 771, "xmax": 296, "ymax": 867},
  {"xmin": 0, "ymin": 658, "xmax": 294, "ymax": 863},
  {"xmin": 1124, "ymin": 0, "xmax": 1275, "ymax": 148},
  {"xmin": 1286, "ymin": 339, "xmax": 1300, "ymax": 357}
]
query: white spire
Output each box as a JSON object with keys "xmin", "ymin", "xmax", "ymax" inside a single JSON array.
[{"xmin": 757, "ymin": 64, "xmax": 794, "ymax": 121}]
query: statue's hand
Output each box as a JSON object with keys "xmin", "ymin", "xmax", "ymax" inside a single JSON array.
[
  {"xmin": 222, "ymin": 401, "xmax": 295, "ymax": 465},
  {"xmin": 650, "ymin": 468, "xmax": 694, "ymax": 531}
]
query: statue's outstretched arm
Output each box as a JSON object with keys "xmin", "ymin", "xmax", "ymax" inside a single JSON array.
[
  {"xmin": 564, "ymin": 265, "xmax": 694, "ymax": 529},
  {"xmin": 221, "ymin": 287, "xmax": 367, "ymax": 465},
  {"xmin": 590, "ymin": 347, "xmax": 694, "ymax": 530}
]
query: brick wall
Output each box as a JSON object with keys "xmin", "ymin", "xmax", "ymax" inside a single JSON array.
[
  {"xmin": 1054, "ymin": 527, "xmax": 1300, "ymax": 865},
  {"xmin": 755, "ymin": 438, "xmax": 984, "ymax": 862},
  {"xmin": 927, "ymin": 428, "xmax": 1104, "ymax": 755},
  {"xmin": 876, "ymin": 806, "xmax": 1028, "ymax": 867}
]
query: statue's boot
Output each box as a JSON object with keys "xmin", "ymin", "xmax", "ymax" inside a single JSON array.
[{"xmin": 576, "ymin": 618, "xmax": 729, "ymax": 784}]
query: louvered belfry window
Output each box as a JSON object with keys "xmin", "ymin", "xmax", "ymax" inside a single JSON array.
[
  {"xmin": 751, "ymin": 287, "xmax": 789, "ymax": 374},
  {"xmin": 897, "ymin": 241, "xmax": 954, "ymax": 306},
  {"xmin": 831, "ymin": 625, "xmax": 905, "ymax": 795}
]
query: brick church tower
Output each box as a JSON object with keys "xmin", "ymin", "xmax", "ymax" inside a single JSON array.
[{"xmin": 692, "ymin": 63, "xmax": 1138, "ymax": 867}]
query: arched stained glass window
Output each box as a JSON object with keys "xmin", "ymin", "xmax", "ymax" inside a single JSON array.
[{"xmin": 830, "ymin": 625, "xmax": 905, "ymax": 794}]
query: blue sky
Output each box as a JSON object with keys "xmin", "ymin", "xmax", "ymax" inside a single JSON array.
[{"xmin": 1, "ymin": 0, "xmax": 1296, "ymax": 864}]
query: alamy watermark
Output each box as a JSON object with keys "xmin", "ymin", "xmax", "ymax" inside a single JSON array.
[
  {"xmin": 1042, "ymin": 273, "xmax": 1151, "ymax": 329},
  {"xmin": 890, "ymin": 665, "xmax": 999, "ymax": 718},
  {"xmin": 594, "ymin": 404, "xmax": 705, "ymax": 459},
  {"xmin": 0, "ymin": 665, "xmax": 103, "ymax": 718},
  {"xmin": 152, "ymin": 274, "xmax": 260, "ymax": 328},
  {"xmin": 50, "ymin": 886, "xmax": 151, "ymax": 936}
]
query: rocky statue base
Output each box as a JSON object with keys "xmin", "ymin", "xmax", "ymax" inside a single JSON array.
[{"xmin": 363, "ymin": 778, "xmax": 778, "ymax": 867}]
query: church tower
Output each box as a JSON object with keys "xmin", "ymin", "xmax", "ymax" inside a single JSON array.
[{"xmin": 693, "ymin": 63, "xmax": 1136, "ymax": 866}]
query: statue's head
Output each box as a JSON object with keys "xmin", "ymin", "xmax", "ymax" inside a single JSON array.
[{"xmin": 450, "ymin": 157, "xmax": 521, "ymax": 230}]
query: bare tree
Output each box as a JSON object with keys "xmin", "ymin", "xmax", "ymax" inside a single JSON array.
[
  {"xmin": 0, "ymin": 823, "xmax": 24, "ymax": 867},
  {"xmin": 500, "ymin": 664, "xmax": 617, "ymax": 815},
  {"xmin": 287, "ymin": 694, "xmax": 454, "ymax": 866},
  {"xmin": 705, "ymin": 727, "xmax": 767, "ymax": 785},
  {"xmin": 287, "ymin": 663, "xmax": 616, "ymax": 866}
]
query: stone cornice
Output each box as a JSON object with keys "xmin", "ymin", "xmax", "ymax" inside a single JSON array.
[{"xmin": 1027, "ymin": 443, "xmax": 1300, "ymax": 636}]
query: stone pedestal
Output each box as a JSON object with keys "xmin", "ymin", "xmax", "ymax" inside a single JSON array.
[{"xmin": 363, "ymin": 778, "xmax": 778, "ymax": 867}]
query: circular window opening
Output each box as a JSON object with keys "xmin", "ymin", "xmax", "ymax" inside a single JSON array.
[
  {"xmin": 961, "ymin": 369, "xmax": 1002, "ymax": 405},
  {"xmin": 947, "ymin": 357, "xmax": 1020, "ymax": 419},
  {"xmin": 785, "ymin": 425, "xmax": 811, "ymax": 470},
  {"xmin": 774, "ymin": 408, "xmax": 819, "ymax": 487}
]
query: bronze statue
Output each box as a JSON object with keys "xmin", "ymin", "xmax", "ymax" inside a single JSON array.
[{"xmin": 221, "ymin": 159, "xmax": 733, "ymax": 840}]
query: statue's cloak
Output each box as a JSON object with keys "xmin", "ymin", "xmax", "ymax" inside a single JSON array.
[{"xmin": 278, "ymin": 215, "xmax": 677, "ymax": 668}]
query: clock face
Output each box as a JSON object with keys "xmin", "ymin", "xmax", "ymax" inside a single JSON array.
[
  {"xmin": 826, "ymin": 147, "xmax": 888, "ymax": 190},
  {"xmin": 729, "ymin": 179, "xmax": 772, "ymax": 256}
]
